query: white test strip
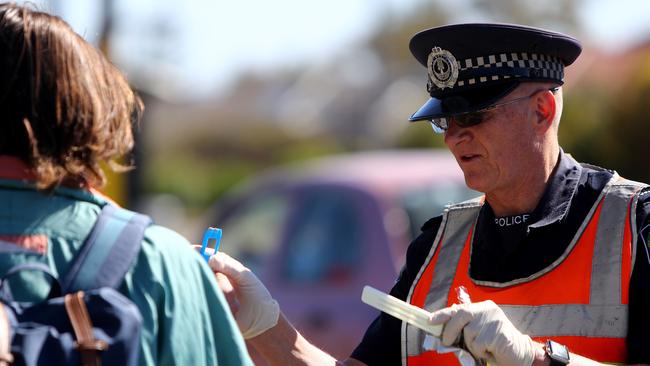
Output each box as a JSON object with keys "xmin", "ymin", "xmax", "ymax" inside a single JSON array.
[{"xmin": 361, "ymin": 285, "xmax": 442, "ymax": 337}]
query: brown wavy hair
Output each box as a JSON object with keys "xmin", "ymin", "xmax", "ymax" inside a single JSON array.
[{"xmin": 0, "ymin": 2, "xmax": 143, "ymax": 190}]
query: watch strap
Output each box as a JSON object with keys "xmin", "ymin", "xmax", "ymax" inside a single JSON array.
[
  {"xmin": 548, "ymin": 357, "xmax": 568, "ymax": 366},
  {"xmin": 545, "ymin": 340, "xmax": 570, "ymax": 366}
]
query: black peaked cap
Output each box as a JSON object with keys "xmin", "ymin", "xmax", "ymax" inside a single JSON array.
[{"xmin": 408, "ymin": 23, "xmax": 582, "ymax": 121}]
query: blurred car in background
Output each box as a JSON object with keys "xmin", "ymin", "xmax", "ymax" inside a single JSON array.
[{"xmin": 206, "ymin": 149, "xmax": 478, "ymax": 359}]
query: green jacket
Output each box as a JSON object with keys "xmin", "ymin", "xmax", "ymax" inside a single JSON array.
[{"xmin": 0, "ymin": 178, "xmax": 253, "ymax": 365}]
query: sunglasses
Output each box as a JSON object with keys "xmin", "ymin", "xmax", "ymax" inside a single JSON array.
[{"xmin": 429, "ymin": 87, "xmax": 559, "ymax": 134}]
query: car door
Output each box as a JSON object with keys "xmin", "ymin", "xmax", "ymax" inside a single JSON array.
[{"xmin": 262, "ymin": 182, "xmax": 398, "ymax": 359}]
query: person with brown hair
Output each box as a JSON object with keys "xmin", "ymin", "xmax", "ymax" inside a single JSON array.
[{"xmin": 0, "ymin": 3, "xmax": 252, "ymax": 365}]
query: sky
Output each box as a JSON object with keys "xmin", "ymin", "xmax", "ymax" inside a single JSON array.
[
  {"xmin": 579, "ymin": 0, "xmax": 650, "ymax": 50},
  {"xmin": 21, "ymin": 0, "xmax": 650, "ymax": 101}
]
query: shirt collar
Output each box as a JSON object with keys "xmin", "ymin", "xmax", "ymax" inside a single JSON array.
[
  {"xmin": 528, "ymin": 150, "xmax": 582, "ymax": 230},
  {"xmin": 0, "ymin": 155, "xmax": 115, "ymax": 206},
  {"xmin": 0, "ymin": 156, "xmax": 36, "ymax": 180}
]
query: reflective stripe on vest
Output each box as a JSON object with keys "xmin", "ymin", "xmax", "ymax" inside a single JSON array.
[{"xmin": 401, "ymin": 176, "xmax": 647, "ymax": 365}]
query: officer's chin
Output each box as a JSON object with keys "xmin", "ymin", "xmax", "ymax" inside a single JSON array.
[{"xmin": 461, "ymin": 174, "xmax": 489, "ymax": 194}]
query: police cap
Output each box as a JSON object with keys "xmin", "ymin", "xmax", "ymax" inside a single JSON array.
[{"xmin": 408, "ymin": 23, "xmax": 582, "ymax": 121}]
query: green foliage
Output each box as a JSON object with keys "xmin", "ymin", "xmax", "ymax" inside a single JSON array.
[
  {"xmin": 143, "ymin": 124, "xmax": 346, "ymax": 212},
  {"xmin": 603, "ymin": 54, "xmax": 650, "ymax": 182},
  {"xmin": 145, "ymin": 153, "xmax": 257, "ymax": 214},
  {"xmin": 559, "ymin": 89, "xmax": 612, "ymax": 164},
  {"xmin": 394, "ymin": 121, "xmax": 445, "ymax": 149},
  {"xmin": 561, "ymin": 51, "xmax": 650, "ymax": 183}
]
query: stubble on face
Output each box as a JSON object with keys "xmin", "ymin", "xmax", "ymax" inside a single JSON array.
[{"xmin": 447, "ymin": 98, "xmax": 539, "ymax": 209}]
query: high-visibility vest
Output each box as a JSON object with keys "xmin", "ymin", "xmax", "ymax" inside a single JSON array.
[{"xmin": 402, "ymin": 176, "xmax": 647, "ymax": 365}]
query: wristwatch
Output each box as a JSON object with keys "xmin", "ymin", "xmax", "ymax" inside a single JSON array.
[{"xmin": 545, "ymin": 340, "xmax": 570, "ymax": 365}]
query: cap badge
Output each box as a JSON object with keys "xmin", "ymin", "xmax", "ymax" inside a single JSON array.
[{"xmin": 427, "ymin": 47, "xmax": 459, "ymax": 89}]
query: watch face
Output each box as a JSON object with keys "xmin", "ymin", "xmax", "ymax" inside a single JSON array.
[{"xmin": 548, "ymin": 340, "xmax": 570, "ymax": 362}]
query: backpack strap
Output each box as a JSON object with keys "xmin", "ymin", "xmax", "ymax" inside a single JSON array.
[
  {"xmin": 64, "ymin": 291, "xmax": 109, "ymax": 366},
  {"xmin": 0, "ymin": 262, "xmax": 62, "ymax": 301},
  {"xmin": 61, "ymin": 205, "xmax": 152, "ymax": 293}
]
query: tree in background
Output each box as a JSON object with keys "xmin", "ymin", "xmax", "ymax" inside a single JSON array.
[{"xmin": 559, "ymin": 43, "xmax": 650, "ymax": 183}]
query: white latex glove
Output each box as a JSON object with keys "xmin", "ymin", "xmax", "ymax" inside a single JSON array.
[
  {"xmin": 208, "ymin": 252, "xmax": 280, "ymax": 339},
  {"xmin": 429, "ymin": 300, "xmax": 536, "ymax": 366}
]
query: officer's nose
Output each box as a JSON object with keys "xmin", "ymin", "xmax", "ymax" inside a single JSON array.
[{"xmin": 443, "ymin": 118, "xmax": 472, "ymax": 147}]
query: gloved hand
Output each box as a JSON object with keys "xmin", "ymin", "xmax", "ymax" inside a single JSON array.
[
  {"xmin": 429, "ymin": 300, "xmax": 537, "ymax": 366},
  {"xmin": 208, "ymin": 252, "xmax": 280, "ymax": 339}
]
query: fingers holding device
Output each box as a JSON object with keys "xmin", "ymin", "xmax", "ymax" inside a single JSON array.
[
  {"xmin": 208, "ymin": 252, "xmax": 280, "ymax": 339},
  {"xmin": 200, "ymin": 227, "xmax": 222, "ymax": 262},
  {"xmin": 429, "ymin": 300, "xmax": 537, "ymax": 366}
]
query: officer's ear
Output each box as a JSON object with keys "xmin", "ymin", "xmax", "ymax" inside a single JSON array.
[{"xmin": 533, "ymin": 89, "xmax": 556, "ymax": 133}]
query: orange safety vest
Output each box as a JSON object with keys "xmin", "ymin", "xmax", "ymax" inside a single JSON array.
[{"xmin": 401, "ymin": 176, "xmax": 647, "ymax": 366}]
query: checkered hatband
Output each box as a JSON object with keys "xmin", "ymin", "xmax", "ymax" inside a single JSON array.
[{"xmin": 426, "ymin": 51, "xmax": 565, "ymax": 94}]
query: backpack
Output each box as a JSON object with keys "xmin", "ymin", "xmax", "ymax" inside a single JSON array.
[{"xmin": 0, "ymin": 204, "xmax": 151, "ymax": 366}]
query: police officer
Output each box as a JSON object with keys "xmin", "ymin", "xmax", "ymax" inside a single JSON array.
[{"xmin": 209, "ymin": 23, "xmax": 650, "ymax": 365}]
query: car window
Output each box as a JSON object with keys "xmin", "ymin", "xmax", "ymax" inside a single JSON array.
[
  {"xmin": 219, "ymin": 192, "xmax": 290, "ymax": 273},
  {"xmin": 282, "ymin": 190, "xmax": 362, "ymax": 284},
  {"xmin": 401, "ymin": 185, "xmax": 480, "ymax": 237}
]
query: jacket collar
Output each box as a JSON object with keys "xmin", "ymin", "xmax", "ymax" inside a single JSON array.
[{"xmin": 527, "ymin": 150, "xmax": 582, "ymax": 230}]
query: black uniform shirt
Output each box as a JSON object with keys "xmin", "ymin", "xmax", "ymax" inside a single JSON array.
[{"xmin": 351, "ymin": 151, "xmax": 650, "ymax": 364}]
